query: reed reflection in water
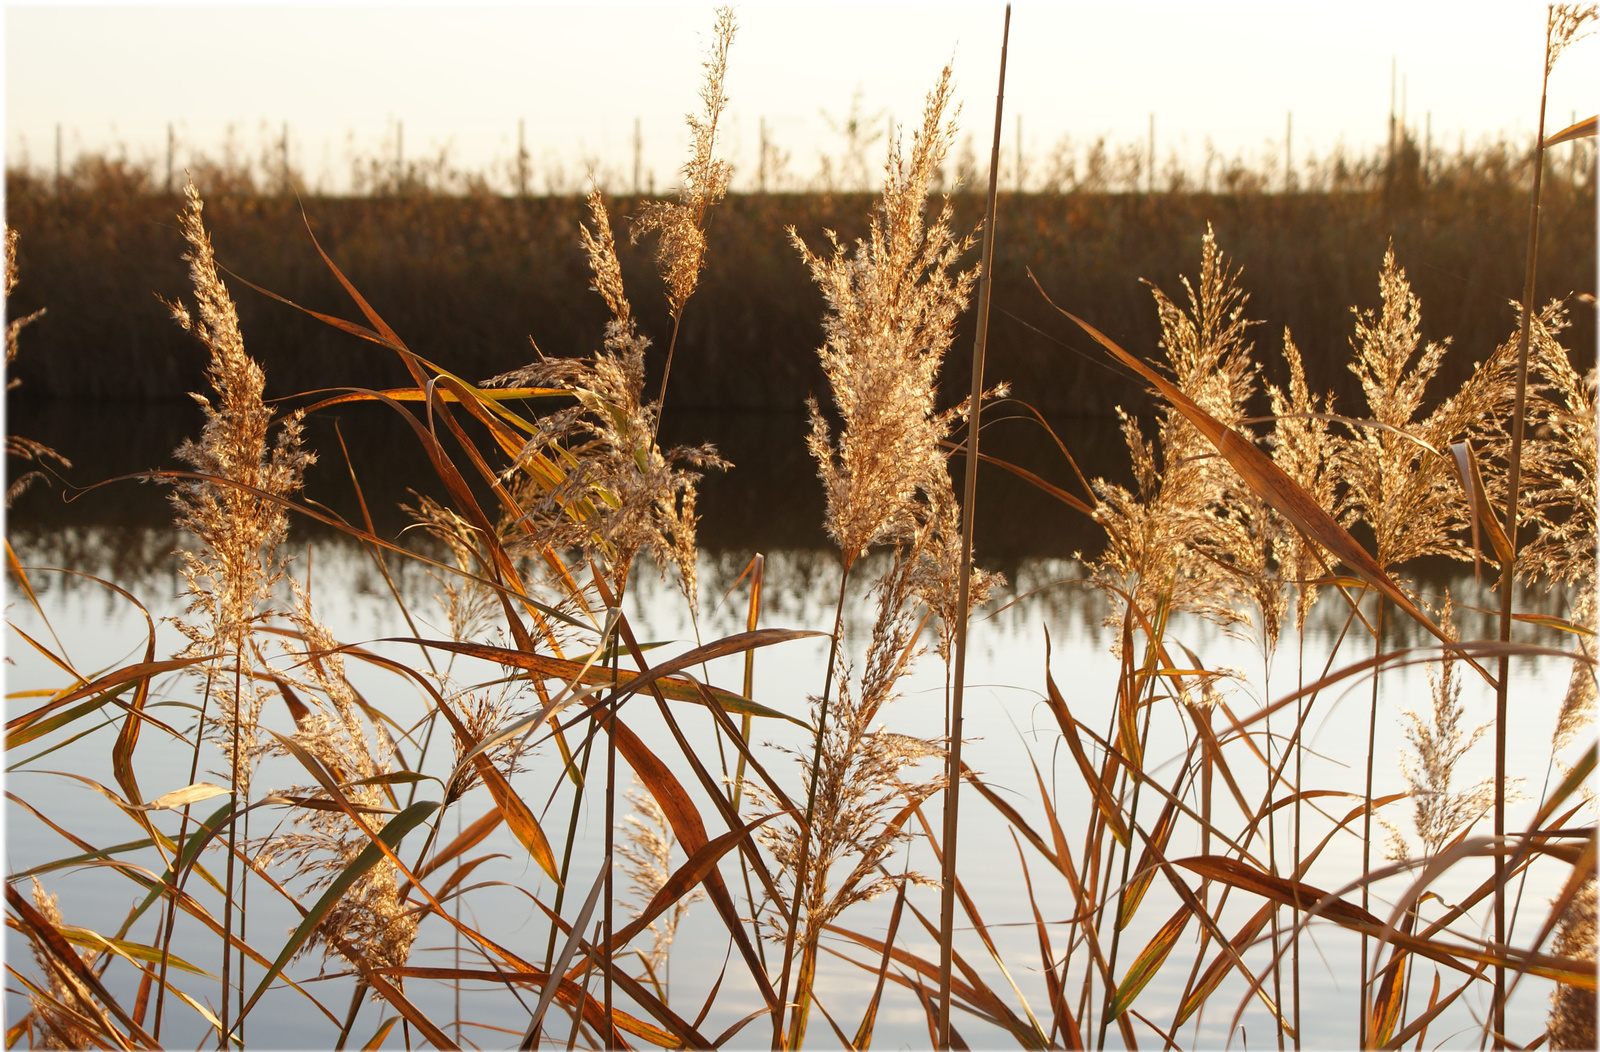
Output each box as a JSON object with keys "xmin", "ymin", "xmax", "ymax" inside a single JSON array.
[{"xmin": 5, "ymin": 470, "xmax": 1579, "ymax": 1048}]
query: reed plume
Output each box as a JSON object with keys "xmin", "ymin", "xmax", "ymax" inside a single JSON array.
[
  {"xmin": 163, "ymin": 178, "xmax": 313, "ymax": 1041},
  {"xmin": 1505, "ymin": 304, "xmax": 1596, "ymax": 589},
  {"xmin": 631, "ymin": 5, "xmax": 736, "ymax": 408},
  {"xmin": 776, "ymin": 63, "xmax": 995, "ymax": 1045},
  {"xmin": 1463, "ymin": 302, "xmax": 1597, "ymax": 750},
  {"xmin": 792, "ymin": 64, "xmax": 978, "ymax": 573},
  {"xmin": 758, "ymin": 535, "xmax": 945, "ymax": 1046},
  {"xmin": 259, "ymin": 583, "xmax": 416, "ymax": 978},
  {"xmin": 1547, "ymin": 876, "xmax": 1598, "ymax": 1050},
  {"xmin": 1266, "ymin": 329, "xmax": 1337, "ymax": 631},
  {"xmin": 405, "ymin": 493, "xmax": 499, "ymax": 643},
  {"xmin": 23, "ymin": 879, "xmax": 97, "ymax": 1051},
  {"xmin": 5, "ymin": 226, "xmax": 66, "ymax": 506},
  {"xmin": 1382, "ymin": 599, "xmax": 1497, "ymax": 863},
  {"xmin": 4, "ymin": 227, "xmax": 45, "ymax": 375},
  {"xmin": 632, "ymin": 6, "xmax": 735, "ymax": 324},
  {"xmin": 1336, "ymin": 246, "xmax": 1536, "ymax": 583},
  {"xmin": 616, "ymin": 775, "xmax": 702, "ymax": 997},
  {"xmin": 167, "ymin": 178, "xmax": 313, "ymax": 793},
  {"xmin": 1091, "ymin": 229, "xmax": 1280, "ymax": 643},
  {"xmin": 495, "ymin": 189, "xmax": 724, "ymax": 606}
]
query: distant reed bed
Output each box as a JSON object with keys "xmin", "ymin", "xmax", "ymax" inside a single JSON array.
[
  {"xmin": 5, "ymin": 130, "xmax": 1592, "ymax": 413},
  {"xmin": 5, "ymin": 5, "xmax": 1596, "ymax": 1050}
]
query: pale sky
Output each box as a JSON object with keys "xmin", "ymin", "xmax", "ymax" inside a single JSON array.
[{"xmin": 5, "ymin": 2, "xmax": 1597, "ymax": 194}]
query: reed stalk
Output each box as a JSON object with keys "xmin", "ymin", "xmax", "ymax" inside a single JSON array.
[
  {"xmin": 938, "ymin": 8, "xmax": 1009, "ymax": 1046},
  {"xmin": 9, "ymin": 10, "xmax": 1597, "ymax": 1049},
  {"xmin": 772, "ymin": 572, "xmax": 851, "ymax": 1050},
  {"xmin": 1359, "ymin": 598, "xmax": 1386, "ymax": 1048},
  {"xmin": 1492, "ymin": 7, "xmax": 1583, "ymax": 1042}
]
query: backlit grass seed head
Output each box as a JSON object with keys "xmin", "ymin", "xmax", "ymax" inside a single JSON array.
[
  {"xmin": 1547, "ymin": 875, "xmax": 1598, "ymax": 1050},
  {"xmin": 909, "ymin": 475, "xmax": 1003, "ymax": 662},
  {"xmin": 1547, "ymin": 4, "xmax": 1599, "ymax": 77},
  {"xmin": 632, "ymin": 6, "xmax": 735, "ymax": 319},
  {"xmin": 25, "ymin": 879, "xmax": 96, "ymax": 1051},
  {"xmin": 5, "ymin": 228, "xmax": 45, "ymax": 380},
  {"xmin": 1554, "ymin": 580, "xmax": 1595, "ymax": 753},
  {"xmin": 496, "ymin": 191, "xmax": 724, "ymax": 606},
  {"xmin": 617, "ymin": 775, "xmax": 702, "ymax": 988},
  {"xmin": 405, "ymin": 493, "xmax": 498, "ymax": 642},
  {"xmin": 1523, "ymin": 336, "xmax": 1599, "ymax": 750},
  {"xmin": 167, "ymin": 178, "xmax": 313, "ymax": 794},
  {"xmin": 794, "ymin": 64, "xmax": 977, "ymax": 570},
  {"xmin": 1511, "ymin": 305, "xmax": 1595, "ymax": 590},
  {"xmin": 1383, "ymin": 599, "xmax": 1496, "ymax": 863},
  {"xmin": 1337, "ymin": 247, "xmax": 1468, "ymax": 574},
  {"xmin": 262, "ymin": 584, "xmax": 415, "ymax": 977},
  {"xmin": 1267, "ymin": 329, "xmax": 1338, "ymax": 632},
  {"xmin": 759, "ymin": 539, "xmax": 943, "ymax": 952},
  {"xmin": 1092, "ymin": 230, "xmax": 1279, "ymax": 641},
  {"xmin": 443, "ymin": 688, "xmax": 530, "ymax": 800},
  {"xmin": 5, "ymin": 226, "xmax": 62, "ymax": 505}
]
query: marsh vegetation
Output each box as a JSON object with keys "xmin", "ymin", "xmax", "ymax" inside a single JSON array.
[{"xmin": 5, "ymin": 6, "xmax": 1596, "ymax": 1050}]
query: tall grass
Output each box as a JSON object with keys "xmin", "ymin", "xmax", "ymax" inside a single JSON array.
[
  {"xmin": 6, "ymin": 6, "xmax": 1596, "ymax": 1050},
  {"xmin": 5, "ymin": 136, "xmax": 1593, "ymax": 414}
]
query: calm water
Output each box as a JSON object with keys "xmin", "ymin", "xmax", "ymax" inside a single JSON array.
[{"xmin": 5, "ymin": 400, "xmax": 1588, "ymax": 1049}]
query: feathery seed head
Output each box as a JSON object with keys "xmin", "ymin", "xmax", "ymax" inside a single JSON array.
[
  {"xmin": 1547, "ymin": 876, "xmax": 1597, "ymax": 1050},
  {"xmin": 1547, "ymin": 4, "xmax": 1599, "ymax": 76},
  {"xmin": 25, "ymin": 879, "xmax": 96, "ymax": 1051},
  {"xmin": 1092, "ymin": 229, "xmax": 1284, "ymax": 643},
  {"xmin": 617, "ymin": 776, "xmax": 702, "ymax": 986},
  {"xmin": 1337, "ymin": 247, "xmax": 1466, "ymax": 573},
  {"xmin": 167, "ymin": 178, "xmax": 313, "ymax": 794},
  {"xmin": 632, "ymin": 6, "xmax": 736, "ymax": 319},
  {"xmin": 493, "ymin": 190, "xmax": 724, "ymax": 606},
  {"xmin": 1267, "ymin": 329, "xmax": 1337, "ymax": 631},
  {"xmin": 795, "ymin": 64, "xmax": 978, "ymax": 572}
]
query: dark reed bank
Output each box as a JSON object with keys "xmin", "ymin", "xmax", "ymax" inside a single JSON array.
[{"xmin": 5, "ymin": 143, "xmax": 1593, "ymax": 412}]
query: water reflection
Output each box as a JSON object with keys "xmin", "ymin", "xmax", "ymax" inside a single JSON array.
[{"xmin": 6, "ymin": 399, "xmax": 1587, "ymax": 1049}]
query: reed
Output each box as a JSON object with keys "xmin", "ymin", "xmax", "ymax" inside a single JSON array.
[{"xmin": 5, "ymin": 6, "xmax": 1595, "ymax": 1050}]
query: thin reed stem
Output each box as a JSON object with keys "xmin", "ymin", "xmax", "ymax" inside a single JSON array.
[
  {"xmin": 335, "ymin": 980, "xmax": 368, "ymax": 1050},
  {"xmin": 544, "ymin": 720, "xmax": 598, "ymax": 975},
  {"xmin": 773, "ymin": 568, "xmax": 851, "ymax": 1050},
  {"xmin": 604, "ymin": 580, "xmax": 624, "ymax": 1050},
  {"xmin": 655, "ymin": 315, "xmax": 684, "ymax": 415},
  {"xmin": 732, "ymin": 555, "xmax": 767, "ymax": 967},
  {"xmin": 1265, "ymin": 643, "xmax": 1285, "ymax": 1052},
  {"xmin": 1494, "ymin": 17, "xmax": 1554, "ymax": 1046},
  {"xmin": 219, "ymin": 647, "xmax": 243, "ymax": 1050},
  {"xmin": 1293, "ymin": 637, "xmax": 1305, "ymax": 1048},
  {"xmin": 938, "ymin": 8, "xmax": 1009, "ymax": 1046},
  {"xmin": 1096, "ymin": 653, "xmax": 1157, "ymax": 1050},
  {"xmin": 152, "ymin": 665, "xmax": 221, "ymax": 1041},
  {"xmin": 730, "ymin": 553, "xmax": 764, "ymax": 815},
  {"xmin": 1360, "ymin": 598, "xmax": 1386, "ymax": 1049}
]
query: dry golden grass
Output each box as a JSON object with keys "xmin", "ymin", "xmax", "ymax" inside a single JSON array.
[{"xmin": 4, "ymin": 7, "xmax": 1595, "ymax": 1051}]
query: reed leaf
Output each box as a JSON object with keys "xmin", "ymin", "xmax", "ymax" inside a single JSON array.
[
  {"xmin": 1107, "ymin": 906, "xmax": 1189, "ymax": 1022},
  {"xmin": 606, "ymin": 714, "xmax": 780, "ymax": 1013},
  {"xmin": 1543, "ymin": 113, "xmax": 1598, "ymax": 147},
  {"xmin": 426, "ymin": 687, "xmax": 561, "ymax": 883},
  {"xmin": 359, "ymin": 1017, "xmax": 399, "ymax": 1051},
  {"xmin": 607, "ymin": 810, "xmax": 785, "ymax": 952},
  {"xmin": 238, "ymin": 798, "xmax": 439, "ymax": 1022},
  {"xmin": 6, "ymin": 658, "xmax": 201, "ymax": 750}
]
